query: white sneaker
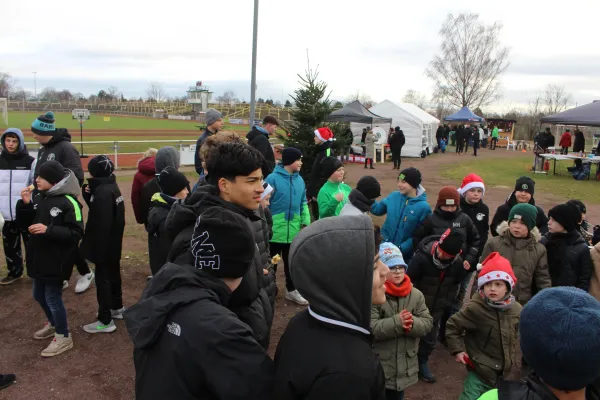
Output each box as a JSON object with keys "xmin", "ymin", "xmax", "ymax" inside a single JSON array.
[
  {"xmin": 285, "ymin": 290, "xmax": 309, "ymax": 306},
  {"xmin": 62, "ymin": 281, "xmax": 69, "ymax": 290},
  {"xmin": 41, "ymin": 334, "xmax": 73, "ymax": 357},
  {"xmin": 75, "ymin": 272, "xmax": 95, "ymax": 294},
  {"xmin": 33, "ymin": 322, "xmax": 56, "ymax": 340},
  {"xmin": 111, "ymin": 307, "xmax": 126, "ymax": 320},
  {"xmin": 83, "ymin": 320, "xmax": 117, "ymax": 334}
]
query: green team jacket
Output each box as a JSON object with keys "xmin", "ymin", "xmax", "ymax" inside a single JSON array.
[
  {"xmin": 265, "ymin": 165, "xmax": 311, "ymax": 244},
  {"xmin": 317, "ymin": 180, "xmax": 352, "ymax": 219},
  {"xmin": 492, "ymin": 127, "xmax": 499, "ymax": 138}
]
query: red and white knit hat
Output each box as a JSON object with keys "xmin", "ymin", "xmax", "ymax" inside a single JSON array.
[
  {"xmin": 314, "ymin": 127, "xmax": 334, "ymax": 142},
  {"xmin": 458, "ymin": 173, "xmax": 485, "ymax": 196},
  {"xmin": 477, "ymin": 252, "xmax": 517, "ymax": 291}
]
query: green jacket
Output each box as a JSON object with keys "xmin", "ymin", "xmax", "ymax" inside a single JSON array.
[
  {"xmin": 371, "ymin": 286, "xmax": 433, "ymax": 391},
  {"xmin": 446, "ymin": 293, "xmax": 522, "ymax": 387},
  {"xmin": 491, "ymin": 127, "xmax": 499, "ymax": 138},
  {"xmin": 317, "ymin": 180, "xmax": 352, "ymax": 219}
]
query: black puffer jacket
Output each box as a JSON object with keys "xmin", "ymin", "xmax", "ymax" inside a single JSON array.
[
  {"xmin": 460, "ymin": 196, "xmax": 490, "ymax": 257},
  {"xmin": 247, "ymin": 127, "xmax": 275, "ymax": 178},
  {"xmin": 146, "ymin": 193, "xmax": 179, "ymax": 275},
  {"xmin": 412, "ymin": 206, "xmax": 481, "ymax": 267},
  {"xmin": 34, "ymin": 128, "xmax": 84, "ymax": 186},
  {"xmin": 255, "ymin": 205, "xmax": 277, "ymax": 310},
  {"xmin": 490, "ymin": 192, "xmax": 548, "ymax": 237},
  {"xmin": 165, "ymin": 184, "xmax": 274, "ymax": 349},
  {"xmin": 406, "ymin": 236, "xmax": 467, "ymax": 317},
  {"xmin": 307, "ymin": 141, "xmax": 333, "ymax": 199},
  {"xmin": 541, "ymin": 231, "xmax": 593, "ymax": 291},
  {"xmin": 573, "ymin": 130, "xmax": 586, "ymax": 153}
]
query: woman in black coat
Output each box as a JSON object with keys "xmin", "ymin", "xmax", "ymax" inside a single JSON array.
[
  {"xmin": 388, "ymin": 126, "xmax": 405, "ymax": 170},
  {"xmin": 573, "ymin": 128, "xmax": 586, "ymax": 153}
]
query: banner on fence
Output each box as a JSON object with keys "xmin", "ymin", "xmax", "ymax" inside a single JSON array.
[
  {"xmin": 229, "ymin": 118, "xmax": 245, "ymax": 125},
  {"xmin": 168, "ymin": 115, "xmax": 192, "ymax": 120},
  {"xmin": 104, "ymin": 117, "xmax": 111, "ymax": 122}
]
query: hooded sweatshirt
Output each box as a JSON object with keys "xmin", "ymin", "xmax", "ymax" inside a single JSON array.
[
  {"xmin": 339, "ymin": 189, "xmax": 374, "ymax": 216},
  {"xmin": 0, "ymin": 128, "xmax": 35, "ymax": 221},
  {"xmin": 124, "ymin": 263, "xmax": 275, "ymax": 400},
  {"xmin": 132, "ymin": 156, "xmax": 156, "ymax": 224},
  {"xmin": 274, "ymin": 214, "xmax": 386, "ymax": 399},
  {"xmin": 247, "ymin": 126, "xmax": 275, "ymax": 178},
  {"xmin": 16, "ymin": 169, "xmax": 83, "ymax": 280},
  {"xmin": 34, "ymin": 128, "xmax": 84, "ymax": 186},
  {"xmin": 490, "ymin": 192, "xmax": 548, "ymax": 237}
]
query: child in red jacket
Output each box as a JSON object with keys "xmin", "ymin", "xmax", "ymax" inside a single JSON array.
[{"xmin": 559, "ymin": 130, "xmax": 572, "ymax": 155}]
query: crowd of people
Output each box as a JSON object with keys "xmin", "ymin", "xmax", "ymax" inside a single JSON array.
[
  {"xmin": 435, "ymin": 123, "xmax": 502, "ymax": 155},
  {"xmin": 1, "ymin": 110, "xmax": 600, "ymax": 400}
]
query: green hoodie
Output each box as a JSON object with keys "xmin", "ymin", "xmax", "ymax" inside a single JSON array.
[{"xmin": 317, "ymin": 180, "xmax": 352, "ymax": 219}]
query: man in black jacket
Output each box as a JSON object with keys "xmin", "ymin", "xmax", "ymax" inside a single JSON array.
[
  {"xmin": 247, "ymin": 115, "xmax": 278, "ymax": 178},
  {"xmin": 125, "ymin": 207, "xmax": 274, "ymax": 400},
  {"xmin": 80, "ymin": 156, "xmax": 126, "ymax": 334},
  {"xmin": 388, "ymin": 126, "xmax": 405, "ymax": 170},
  {"xmin": 194, "ymin": 108, "xmax": 223, "ymax": 177}
]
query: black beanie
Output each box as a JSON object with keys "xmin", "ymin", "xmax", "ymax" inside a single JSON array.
[
  {"xmin": 356, "ymin": 176, "xmax": 381, "ymax": 200},
  {"xmin": 437, "ymin": 228, "xmax": 464, "ymax": 256},
  {"xmin": 158, "ymin": 167, "xmax": 190, "ymax": 197},
  {"xmin": 190, "ymin": 207, "xmax": 255, "ymax": 278},
  {"xmin": 567, "ymin": 199, "xmax": 586, "ymax": 215},
  {"xmin": 321, "ymin": 156, "xmax": 343, "ymax": 178},
  {"xmin": 282, "ymin": 147, "xmax": 302, "ymax": 166},
  {"xmin": 398, "ymin": 167, "xmax": 422, "ymax": 189},
  {"xmin": 38, "ymin": 160, "xmax": 66, "ymax": 184},
  {"xmin": 87, "ymin": 155, "xmax": 114, "ymax": 178},
  {"xmin": 515, "ymin": 176, "xmax": 535, "ymax": 196},
  {"xmin": 548, "ymin": 203, "xmax": 580, "ymax": 232}
]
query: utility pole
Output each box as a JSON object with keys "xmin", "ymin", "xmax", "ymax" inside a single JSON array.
[
  {"xmin": 32, "ymin": 72, "xmax": 37, "ymax": 98},
  {"xmin": 249, "ymin": 0, "xmax": 259, "ymax": 126}
]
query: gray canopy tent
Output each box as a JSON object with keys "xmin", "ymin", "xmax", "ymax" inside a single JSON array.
[
  {"xmin": 540, "ymin": 100, "xmax": 600, "ymax": 127},
  {"xmin": 326, "ymin": 100, "xmax": 392, "ymax": 124}
]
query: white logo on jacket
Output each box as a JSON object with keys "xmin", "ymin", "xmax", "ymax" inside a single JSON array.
[
  {"xmin": 476, "ymin": 213, "xmax": 485, "ymax": 221},
  {"xmin": 46, "ymin": 153, "xmax": 56, "ymax": 161},
  {"xmin": 50, "ymin": 207, "xmax": 62, "ymax": 217},
  {"xmin": 453, "ymin": 222, "xmax": 461, "ymax": 228},
  {"xmin": 167, "ymin": 322, "xmax": 181, "ymax": 337},
  {"xmin": 116, "ymin": 196, "xmax": 124, "ymax": 205}
]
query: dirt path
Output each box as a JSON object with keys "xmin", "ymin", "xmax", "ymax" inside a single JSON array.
[{"xmin": 0, "ymin": 147, "xmax": 595, "ymax": 400}]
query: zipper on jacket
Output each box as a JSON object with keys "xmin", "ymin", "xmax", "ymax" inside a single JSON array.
[
  {"xmin": 9, "ymin": 169, "xmax": 13, "ymax": 220},
  {"xmin": 287, "ymin": 175, "xmax": 292, "ymax": 242}
]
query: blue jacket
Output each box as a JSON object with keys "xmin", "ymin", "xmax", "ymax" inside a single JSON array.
[{"xmin": 371, "ymin": 186, "xmax": 431, "ymax": 261}]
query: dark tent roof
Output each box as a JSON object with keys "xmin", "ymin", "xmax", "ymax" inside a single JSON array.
[
  {"xmin": 540, "ymin": 101, "xmax": 600, "ymax": 127},
  {"xmin": 444, "ymin": 106, "xmax": 484, "ymax": 122},
  {"xmin": 326, "ymin": 100, "xmax": 392, "ymax": 124}
]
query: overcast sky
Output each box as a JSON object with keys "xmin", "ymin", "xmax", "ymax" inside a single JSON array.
[{"xmin": 2, "ymin": 0, "xmax": 599, "ymax": 111}]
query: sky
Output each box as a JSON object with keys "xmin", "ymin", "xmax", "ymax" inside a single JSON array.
[{"xmin": 2, "ymin": 0, "xmax": 600, "ymax": 112}]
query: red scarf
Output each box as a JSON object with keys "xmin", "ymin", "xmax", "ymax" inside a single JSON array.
[{"xmin": 384, "ymin": 275, "xmax": 413, "ymax": 298}]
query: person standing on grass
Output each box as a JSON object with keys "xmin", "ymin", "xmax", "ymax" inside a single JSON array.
[
  {"xmin": 17, "ymin": 161, "xmax": 83, "ymax": 357},
  {"xmin": 490, "ymin": 125, "xmax": 499, "ymax": 150},
  {"xmin": 559, "ymin": 129, "xmax": 572, "ymax": 155},
  {"xmin": 573, "ymin": 125, "xmax": 586, "ymax": 153},
  {"xmin": 371, "ymin": 167, "xmax": 431, "ymax": 262},
  {"xmin": 247, "ymin": 115, "xmax": 278, "ymax": 178},
  {"xmin": 339, "ymin": 175, "xmax": 381, "ymax": 216},
  {"xmin": 125, "ymin": 208, "xmax": 275, "ymax": 400},
  {"xmin": 0, "ymin": 128, "xmax": 35, "ymax": 285},
  {"xmin": 194, "ymin": 108, "xmax": 223, "ymax": 177},
  {"xmin": 265, "ymin": 147, "xmax": 311, "ymax": 306},
  {"xmin": 274, "ymin": 216, "xmax": 389, "ymax": 399},
  {"xmin": 30, "ymin": 111, "xmax": 93, "ymax": 294},
  {"xmin": 131, "ymin": 148, "xmax": 157, "ymax": 224},
  {"xmin": 388, "ymin": 126, "xmax": 405, "ymax": 170},
  {"xmin": 317, "ymin": 157, "xmax": 352, "ymax": 219},
  {"xmin": 80, "ymin": 156, "xmax": 126, "ymax": 334},
  {"xmin": 371, "ymin": 242, "xmax": 433, "ymax": 400},
  {"xmin": 306, "ymin": 127, "xmax": 335, "ymax": 220}
]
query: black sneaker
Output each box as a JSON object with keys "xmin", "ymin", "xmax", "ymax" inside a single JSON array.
[
  {"xmin": 0, "ymin": 275, "xmax": 22, "ymax": 285},
  {"xmin": 0, "ymin": 374, "xmax": 16, "ymax": 390}
]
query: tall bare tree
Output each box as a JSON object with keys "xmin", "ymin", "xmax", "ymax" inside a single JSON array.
[
  {"xmin": 216, "ymin": 90, "xmax": 239, "ymax": 104},
  {"xmin": 346, "ymin": 91, "xmax": 375, "ymax": 108},
  {"xmin": 544, "ymin": 84, "xmax": 572, "ymax": 115},
  {"xmin": 108, "ymin": 86, "xmax": 121, "ymax": 102},
  {"xmin": 0, "ymin": 72, "xmax": 15, "ymax": 98},
  {"xmin": 9, "ymin": 87, "xmax": 31, "ymax": 101},
  {"xmin": 426, "ymin": 13, "xmax": 510, "ymax": 108},
  {"xmin": 146, "ymin": 82, "xmax": 168, "ymax": 102},
  {"xmin": 40, "ymin": 87, "xmax": 58, "ymax": 100},
  {"xmin": 431, "ymin": 86, "xmax": 455, "ymax": 120},
  {"xmin": 402, "ymin": 89, "xmax": 428, "ymax": 108}
]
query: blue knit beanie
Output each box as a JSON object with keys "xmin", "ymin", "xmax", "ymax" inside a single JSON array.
[
  {"xmin": 31, "ymin": 111, "xmax": 56, "ymax": 135},
  {"xmin": 379, "ymin": 242, "xmax": 407, "ymax": 269},
  {"xmin": 520, "ymin": 287, "xmax": 600, "ymax": 391}
]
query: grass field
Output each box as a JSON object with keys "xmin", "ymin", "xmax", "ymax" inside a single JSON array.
[{"xmin": 441, "ymin": 152, "xmax": 600, "ymax": 203}]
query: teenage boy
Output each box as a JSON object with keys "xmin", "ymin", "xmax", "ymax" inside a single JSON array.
[
  {"xmin": 194, "ymin": 108, "xmax": 223, "ymax": 176},
  {"xmin": 265, "ymin": 147, "xmax": 311, "ymax": 305},
  {"xmin": 307, "ymin": 127, "xmax": 335, "ymax": 220},
  {"xmin": 0, "ymin": 128, "xmax": 34, "ymax": 285},
  {"xmin": 165, "ymin": 142, "xmax": 274, "ymax": 349},
  {"xmin": 17, "ymin": 161, "xmax": 83, "ymax": 357},
  {"xmin": 124, "ymin": 207, "xmax": 275, "ymax": 399},
  {"xmin": 247, "ymin": 115, "xmax": 278, "ymax": 178},
  {"xmin": 80, "ymin": 156, "xmax": 126, "ymax": 334},
  {"xmin": 371, "ymin": 167, "xmax": 431, "ymax": 262},
  {"xmin": 317, "ymin": 157, "xmax": 352, "ymax": 219},
  {"xmin": 339, "ymin": 175, "xmax": 381, "ymax": 216},
  {"xmin": 458, "ymin": 174, "xmax": 489, "ymax": 256}
]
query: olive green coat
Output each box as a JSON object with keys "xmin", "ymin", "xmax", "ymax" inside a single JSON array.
[
  {"xmin": 371, "ymin": 287, "xmax": 433, "ymax": 391},
  {"xmin": 481, "ymin": 221, "xmax": 551, "ymax": 305},
  {"xmin": 446, "ymin": 293, "xmax": 522, "ymax": 387}
]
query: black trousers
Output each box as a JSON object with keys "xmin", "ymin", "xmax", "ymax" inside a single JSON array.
[
  {"xmin": 418, "ymin": 311, "xmax": 442, "ymax": 365},
  {"xmin": 491, "ymin": 137, "xmax": 498, "ymax": 150},
  {"xmin": 561, "ymin": 147, "xmax": 569, "ymax": 155},
  {"xmin": 309, "ymin": 199, "xmax": 319, "ymax": 221},
  {"xmin": 74, "ymin": 245, "xmax": 91, "ymax": 276},
  {"xmin": 386, "ymin": 389, "xmax": 405, "ymax": 400},
  {"xmin": 96, "ymin": 261, "xmax": 123, "ymax": 325},
  {"xmin": 391, "ymin": 150, "xmax": 401, "ymax": 169},
  {"xmin": 269, "ymin": 242, "xmax": 294, "ymax": 291},
  {"xmin": 2, "ymin": 221, "xmax": 30, "ymax": 277},
  {"xmin": 364, "ymin": 158, "xmax": 374, "ymax": 168}
]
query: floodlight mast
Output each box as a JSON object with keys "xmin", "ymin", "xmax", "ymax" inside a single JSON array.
[{"xmin": 249, "ymin": 0, "xmax": 259, "ymax": 126}]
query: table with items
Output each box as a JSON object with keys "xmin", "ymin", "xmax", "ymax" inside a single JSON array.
[{"xmin": 538, "ymin": 152, "xmax": 600, "ymax": 179}]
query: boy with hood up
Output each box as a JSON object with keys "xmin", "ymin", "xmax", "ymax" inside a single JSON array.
[
  {"xmin": 371, "ymin": 167, "xmax": 431, "ymax": 262},
  {"xmin": 247, "ymin": 115, "xmax": 278, "ymax": 178},
  {"xmin": 339, "ymin": 175, "xmax": 381, "ymax": 216},
  {"xmin": 131, "ymin": 148, "xmax": 157, "ymax": 224},
  {"xmin": 16, "ymin": 161, "xmax": 84, "ymax": 357},
  {"xmin": 490, "ymin": 176, "xmax": 549, "ymax": 237},
  {"xmin": 124, "ymin": 207, "xmax": 275, "ymax": 400},
  {"xmin": 274, "ymin": 214, "xmax": 388, "ymax": 399},
  {"xmin": 0, "ymin": 128, "xmax": 35, "ymax": 285}
]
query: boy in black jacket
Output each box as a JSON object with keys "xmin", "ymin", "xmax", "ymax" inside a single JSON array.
[
  {"xmin": 81, "ymin": 156, "xmax": 126, "ymax": 334},
  {"xmin": 147, "ymin": 167, "xmax": 190, "ymax": 275},
  {"xmin": 125, "ymin": 207, "xmax": 274, "ymax": 400},
  {"xmin": 307, "ymin": 127, "xmax": 335, "ymax": 220},
  {"xmin": 17, "ymin": 161, "xmax": 83, "ymax": 357}
]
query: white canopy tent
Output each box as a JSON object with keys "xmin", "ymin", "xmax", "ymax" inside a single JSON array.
[{"xmin": 350, "ymin": 100, "xmax": 439, "ymax": 157}]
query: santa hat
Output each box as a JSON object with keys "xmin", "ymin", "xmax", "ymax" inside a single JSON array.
[
  {"xmin": 458, "ymin": 173, "xmax": 485, "ymax": 196},
  {"xmin": 314, "ymin": 127, "xmax": 334, "ymax": 142},
  {"xmin": 477, "ymin": 252, "xmax": 517, "ymax": 291}
]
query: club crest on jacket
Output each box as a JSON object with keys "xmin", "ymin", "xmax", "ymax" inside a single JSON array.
[{"xmin": 50, "ymin": 207, "xmax": 62, "ymax": 217}]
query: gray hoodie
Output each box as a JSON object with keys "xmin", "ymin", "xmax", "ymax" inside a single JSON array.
[
  {"xmin": 48, "ymin": 169, "xmax": 82, "ymax": 197},
  {"xmin": 290, "ymin": 214, "xmax": 375, "ymax": 332},
  {"xmin": 155, "ymin": 146, "xmax": 180, "ymax": 174}
]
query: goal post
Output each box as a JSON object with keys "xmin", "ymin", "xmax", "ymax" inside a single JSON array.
[{"xmin": 0, "ymin": 98, "xmax": 7, "ymax": 126}]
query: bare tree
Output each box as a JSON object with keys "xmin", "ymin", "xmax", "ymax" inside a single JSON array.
[
  {"xmin": 426, "ymin": 13, "xmax": 510, "ymax": 108},
  {"xmin": 40, "ymin": 87, "xmax": 58, "ymax": 100},
  {"xmin": 346, "ymin": 91, "xmax": 375, "ymax": 108},
  {"xmin": 402, "ymin": 89, "xmax": 428, "ymax": 108},
  {"xmin": 544, "ymin": 84, "xmax": 572, "ymax": 115},
  {"xmin": 431, "ymin": 86, "xmax": 455, "ymax": 120},
  {"xmin": 72, "ymin": 92, "xmax": 85, "ymax": 101},
  {"xmin": 146, "ymin": 82, "xmax": 168, "ymax": 102},
  {"xmin": 9, "ymin": 87, "xmax": 31, "ymax": 101},
  {"xmin": 107, "ymin": 86, "xmax": 121, "ymax": 102},
  {"xmin": 57, "ymin": 90, "xmax": 73, "ymax": 101},
  {"xmin": 0, "ymin": 72, "xmax": 15, "ymax": 98},
  {"xmin": 215, "ymin": 90, "xmax": 239, "ymax": 104}
]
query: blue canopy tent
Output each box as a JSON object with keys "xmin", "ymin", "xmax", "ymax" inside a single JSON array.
[{"xmin": 444, "ymin": 106, "xmax": 485, "ymax": 122}]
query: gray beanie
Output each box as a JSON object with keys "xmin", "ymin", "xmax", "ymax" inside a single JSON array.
[
  {"xmin": 205, "ymin": 108, "xmax": 223, "ymax": 127},
  {"xmin": 155, "ymin": 146, "xmax": 180, "ymax": 173}
]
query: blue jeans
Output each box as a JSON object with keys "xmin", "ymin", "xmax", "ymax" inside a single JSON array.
[{"xmin": 33, "ymin": 279, "xmax": 69, "ymax": 337}]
